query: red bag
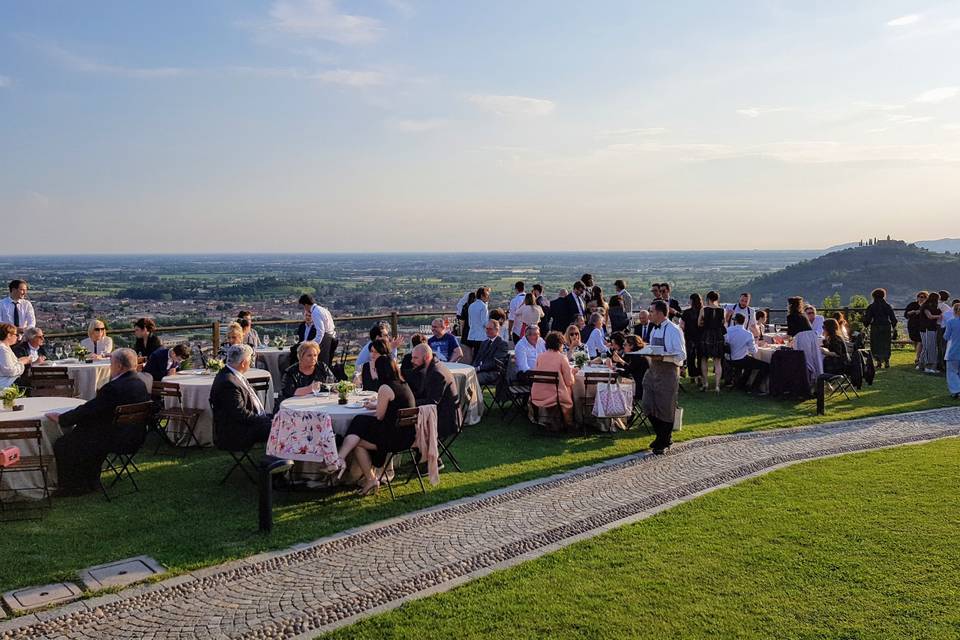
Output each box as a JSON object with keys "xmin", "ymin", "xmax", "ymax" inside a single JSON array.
[{"xmin": 0, "ymin": 446, "xmax": 20, "ymax": 467}]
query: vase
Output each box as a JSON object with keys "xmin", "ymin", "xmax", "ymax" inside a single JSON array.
[
  {"xmin": 2, "ymin": 399, "xmax": 13, "ymax": 410},
  {"xmin": 338, "ymin": 396, "xmax": 348, "ymax": 405}
]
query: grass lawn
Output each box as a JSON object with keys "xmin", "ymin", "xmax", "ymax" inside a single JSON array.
[
  {"xmin": 319, "ymin": 437, "xmax": 960, "ymax": 640},
  {"xmin": 1, "ymin": 350, "xmax": 955, "ymax": 594}
]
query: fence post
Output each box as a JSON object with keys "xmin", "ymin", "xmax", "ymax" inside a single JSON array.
[
  {"xmin": 389, "ymin": 312, "xmax": 399, "ymax": 338},
  {"xmin": 211, "ymin": 321, "xmax": 220, "ymax": 355}
]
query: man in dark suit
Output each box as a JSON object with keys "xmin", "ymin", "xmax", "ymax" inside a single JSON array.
[
  {"xmin": 660, "ymin": 282, "xmax": 683, "ymax": 320},
  {"xmin": 634, "ymin": 309, "xmax": 654, "ymax": 342},
  {"xmin": 209, "ymin": 344, "xmax": 273, "ymax": 451},
  {"xmin": 45, "ymin": 349, "xmax": 150, "ymax": 496},
  {"xmin": 472, "ymin": 320, "xmax": 509, "ymax": 385},
  {"xmin": 408, "ymin": 344, "xmax": 462, "ymax": 439},
  {"xmin": 143, "ymin": 343, "xmax": 191, "ymax": 381},
  {"xmin": 547, "ymin": 288, "xmax": 567, "ymax": 332},
  {"xmin": 12, "ymin": 327, "xmax": 48, "ymax": 361},
  {"xmin": 552, "ymin": 282, "xmax": 587, "ymax": 333}
]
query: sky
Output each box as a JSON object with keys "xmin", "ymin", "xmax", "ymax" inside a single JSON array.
[{"xmin": 1, "ymin": 1, "xmax": 959, "ymax": 253}]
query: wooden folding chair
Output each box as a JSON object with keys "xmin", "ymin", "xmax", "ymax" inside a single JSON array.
[
  {"xmin": 101, "ymin": 401, "xmax": 154, "ymax": 500},
  {"xmin": 0, "ymin": 419, "xmax": 51, "ymax": 520},
  {"xmin": 378, "ymin": 407, "xmax": 426, "ymax": 500},
  {"xmin": 151, "ymin": 381, "xmax": 204, "ymax": 453},
  {"xmin": 526, "ymin": 370, "xmax": 565, "ymax": 434},
  {"xmin": 248, "ymin": 378, "xmax": 272, "ymax": 409},
  {"xmin": 27, "ymin": 367, "xmax": 75, "ymax": 398}
]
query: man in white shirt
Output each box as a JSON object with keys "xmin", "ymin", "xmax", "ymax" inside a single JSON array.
[
  {"xmin": 584, "ymin": 312, "xmax": 607, "ymax": 358},
  {"xmin": 725, "ymin": 292, "xmax": 758, "ymax": 336},
  {"xmin": 724, "ymin": 314, "xmax": 768, "ymax": 390},
  {"xmin": 642, "ymin": 301, "xmax": 687, "ymax": 455},
  {"xmin": 466, "ymin": 287, "xmax": 490, "ymax": 347},
  {"xmin": 937, "ymin": 290, "xmax": 953, "ymax": 371},
  {"xmin": 804, "ymin": 305, "xmax": 825, "ymax": 337},
  {"xmin": 0, "ymin": 279, "xmax": 36, "ymax": 334},
  {"xmin": 507, "ymin": 281, "xmax": 526, "ymax": 343},
  {"xmin": 12, "ymin": 327, "xmax": 48, "ymax": 363},
  {"xmin": 356, "ymin": 322, "xmax": 400, "ymax": 369},
  {"xmin": 614, "ymin": 279, "xmax": 633, "ymax": 315},
  {"xmin": 299, "ymin": 294, "xmax": 336, "ymax": 367},
  {"xmin": 514, "ymin": 325, "xmax": 545, "ymax": 382}
]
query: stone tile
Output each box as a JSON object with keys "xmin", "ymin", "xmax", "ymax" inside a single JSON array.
[
  {"xmin": 78, "ymin": 556, "xmax": 166, "ymax": 591},
  {"xmin": 2, "ymin": 583, "xmax": 82, "ymax": 615}
]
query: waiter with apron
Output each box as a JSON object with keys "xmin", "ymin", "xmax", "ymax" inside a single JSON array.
[{"xmin": 642, "ymin": 300, "xmax": 686, "ymax": 454}]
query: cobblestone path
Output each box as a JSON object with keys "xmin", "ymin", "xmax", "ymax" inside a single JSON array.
[{"xmin": 4, "ymin": 408, "xmax": 959, "ymax": 640}]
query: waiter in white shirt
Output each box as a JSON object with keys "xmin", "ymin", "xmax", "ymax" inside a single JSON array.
[
  {"xmin": 298, "ymin": 294, "xmax": 336, "ymax": 368},
  {"xmin": 507, "ymin": 281, "xmax": 526, "ymax": 343},
  {"xmin": 0, "ymin": 279, "xmax": 36, "ymax": 335},
  {"xmin": 514, "ymin": 325, "xmax": 546, "ymax": 382},
  {"xmin": 642, "ymin": 300, "xmax": 686, "ymax": 455}
]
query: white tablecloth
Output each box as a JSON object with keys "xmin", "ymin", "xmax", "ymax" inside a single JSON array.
[
  {"xmin": 256, "ymin": 348, "xmax": 291, "ymax": 389},
  {"xmin": 0, "ymin": 397, "xmax": 85, "ymax": 500},
  {"xmin": 162, "ymin": 368, "xmax": 274, "ymax": 447},
  {"xmin": 33, "ymin": 360, "xmax": 112, "ymax": 400},
  {"xmin": 446, "ymin": 362, "xmax": 484, "ymax": 426}
]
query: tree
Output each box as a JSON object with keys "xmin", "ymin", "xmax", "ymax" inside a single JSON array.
[{"xmin": 822, "ymin": 292, "xmax": 842, "ymax": 310}]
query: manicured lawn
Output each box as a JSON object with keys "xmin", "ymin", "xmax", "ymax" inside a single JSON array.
[
  {"xmin": 319, "ymin": 437, "xmax": 960, "ymax": 640},
  {"xmin": 1, "ymin": 350, "xmax": 955, "ymax": 593}
]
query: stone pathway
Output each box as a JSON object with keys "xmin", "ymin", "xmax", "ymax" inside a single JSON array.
[{"xmin": 3, "ymin": 408, "xmax": 960, "ymax": 640}]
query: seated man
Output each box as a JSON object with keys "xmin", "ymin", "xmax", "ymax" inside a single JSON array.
[
  {"xmin": 513, "ymin": 325, "xmax": 545, "ymax": 383},
  {"xmin": 408, "ymin": 343, "xmax": 462, "ymax": 439},
  {"xmin": 400, "ymin": 333, "xmax": 427, "ymax": 380},
  {"xmin": 143, "ymin": 343, "xmax": 191, "ymax": 381},
  {"xmin": 724, "ymin": 315, "xmax": 769, "ymax": 391},
  {"xmin": 427, "ymin": 317, "xmax": 463, "ymax": 363},
  {"xmin": 355, "ymin": 322, "xmax": 400, "ymax": 370},
  {"xmin": 45, "ymin": 349, "xmax": 150, "ymax": 496},
  {"xmin": 583, "ymin": 312, "xmax": 607, "ymax": 358},
  {"xmin": 209, "ymin": 344, "xmax": 273, "ymax": 451},
  {"xmin": 12, "ymin": 327, "xmax": 47, "ymax": 363},
  {"xmin": 471, "ymin": 320, "xmax": 509, "ymax": 385}
]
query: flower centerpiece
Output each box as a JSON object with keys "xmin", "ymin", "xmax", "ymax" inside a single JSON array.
[
  {"xmin": 274, "ymin": 335, "xmax": 285, "ymax": 350},
  {"xmin": 572, "ymin": 351, "xmax": 590, "ymax": 369},
  {"xmin": 335, "ymin": 380, "xmax": 354, "ymax": 405},
  {"xmin": 206, "ymin": 357, "xmax": 224, "ymax": 374},
  {"xmin": 74, "ymin": 345, "xmax": 90, "ymax": 361},
  {"xmin": 1, "ymin": 386, "xmax": 25, "ymax": 410}
]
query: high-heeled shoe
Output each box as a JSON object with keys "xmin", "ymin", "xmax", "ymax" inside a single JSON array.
[
  {"xmin": 356, "ymin": 481, "xmax": 379, "ymax": 496},
  {"xmin": 335, "ymin": 459, "xmax": 347, "ymax": 481},
  {"xmin": 714, "ymin": 387, "xmax": 721, "ymax": 394}
]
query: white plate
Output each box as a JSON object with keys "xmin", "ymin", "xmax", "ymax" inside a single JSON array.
[{"xmin": 345, "ymin": 402, "xmax": 366, "ymax": 409}]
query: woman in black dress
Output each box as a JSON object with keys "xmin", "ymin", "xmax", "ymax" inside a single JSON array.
[
  {"xmin": 821, "ymin": 318, "xmax": 850, "ymax": 375},
  {"xmin": 786, "ymin": 296, "xmax": 823, "ymax": 386},
  {"xmin": 607, "ymin": 295, "xmax": 629, "ymax": 333},
  {"xmin": 698, "ymin": 291, "xmax": 725, "ymax": 392},
  {"xmin": 279, "ymin": 341, "xmax": 333, "ymax": 401},
  {"xmin": 359, "ymin": 338, "xmax": 391, "ymax": 391},
  {"xmin": 611, "ymin": 334, "xmax": 648, "ymax": 399},
  {"xmin": 862, "ymin": 288, "xmax": 898, "ymax": 368},
  {"xmin": 337, "ymin": 355, "xmax": 416, "ymax": 496},
  {"xmin": 904, "ymin": 291, "xmax": 928, "ymax": 366},
  {"xmin": 919, "ymin": 292, "xmax": 942, "ymax": 374},
  {"xmin": 680, "ymin": 293, "xmax": 703, "ymax": 385}
]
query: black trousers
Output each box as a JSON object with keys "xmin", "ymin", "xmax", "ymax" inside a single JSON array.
[
  {"xmin": 54, "ymin": 427, "xmax": 111, "ymax": 492},
  {"xmin": 729, "ymin": 357, "xmax": 770, "ymax": 389},
  {"xmin": 318, "ymin": 333, "xmax": 335, "ymax": 370},
  {"xmin": 649, "ymin": 416, "xmax": 673, "ymax": 451}
]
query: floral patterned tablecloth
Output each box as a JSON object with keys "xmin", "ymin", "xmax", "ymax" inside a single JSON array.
[{"xmin": 266, "ymin": 405, "xmax": 340, "ymax": 468}]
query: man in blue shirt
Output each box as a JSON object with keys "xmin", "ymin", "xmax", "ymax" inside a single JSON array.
[{"xmin": 427, "ymin": 318, "xmax": 463, "ymax": 363}]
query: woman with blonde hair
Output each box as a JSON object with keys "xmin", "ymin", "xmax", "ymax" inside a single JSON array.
[{"xmin": 80, "ymin": 319, "xmax": 113, "ymax": 358}]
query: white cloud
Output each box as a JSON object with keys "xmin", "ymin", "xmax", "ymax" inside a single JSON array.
[
  {"xmin": 886, "ymin": 14, "xmax": 921, "ymax": 27},
  {"xmin": 313, "ymin": 69, "xmax": 384, "ymax": 86},
  {"xmin": 387, "ymin": 118, "xmax": 448, "ymax": 132},
  {"xmin": 28, "ymin": 39, "xmax": 187, "ymax": 78},
  {"xmin": 736, "ymin": 106, "xmax": 791, "ymax": 118},
  {"xmin": 0, "ymin": 75, "xmax": 10, "ymax": 88},
  {"xmin": 599, "ymin": 127, "xmax": 668, "ymax": 137},
  {"xmin": 265, "ymin": 0, "xmax": 384, "ymax": 45},
  {"xmin": 384, "ymin": 0, "xmax": 414, "ymax": 17},
  {"xmin": 467, "ymin": 94, "xmax": 555, "ymax": 116},
  {"xmin": 915, "ymin": 86, "xmax": 959, "ymax": 104}
]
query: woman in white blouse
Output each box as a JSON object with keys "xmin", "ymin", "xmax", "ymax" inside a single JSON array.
[
  {"xmin": 1, "ymin": 322, "xmax": 31, "ymax": 388},
  {"xmin": 80, "ymin": 319, "xmax": 113, "ymax": 359}
]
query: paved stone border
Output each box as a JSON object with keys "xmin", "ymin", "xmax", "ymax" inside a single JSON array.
[{"xmin": 2, "ymin": 407, "xmax": 959, "ymax": 639}]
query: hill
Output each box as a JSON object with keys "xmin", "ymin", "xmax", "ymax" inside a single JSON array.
[
  {"xmin": 822, "ymin": 237, "xmax": 960, "ymax": 255},
  {"xmin": 741, "ymin": 241, "xmax": 960, "ymax": 307}
]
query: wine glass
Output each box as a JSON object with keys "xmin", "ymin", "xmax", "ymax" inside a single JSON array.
[
  {"xmin": 55, "ymin": 344, "xmax": 64, "ymax": 360},
  {"xmin": 261, "ymin": 335, "xmax": 270, "ymax": 349}
]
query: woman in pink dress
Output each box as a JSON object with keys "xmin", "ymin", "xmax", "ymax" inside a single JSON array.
[{"xmin": 531, "ymin": 331, "xmax": 578, "ymax": 427}]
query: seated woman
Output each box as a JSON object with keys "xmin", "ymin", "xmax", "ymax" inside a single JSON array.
[
  {"xmin": 530, "ymin": 331, "xmax": 578, "ymax": 428},
  {"xmin": 786, "ymin": 296, "xmax": 823, "ymax": 386},
  {"xmin": 218, "ymin": 322, "xmax": 244, "ymax": 359},
  {"xmin": 357, "ymin": 337, "xmax": 391, "ymax": 392},
  {"xmin": 279, "ymin": 341, "xmax": 334, "ymax": 402},
  {"xmin": 563, "ymin": 324, "xmax": 584, "ymax": 355},
  {"xmin": 612, "ymin": 334, "xmax": 647, "ymax": 397},
  {"xmin": 80, "ymin": 319, "xmax": 113, "ymax": 358},
  {"xmin": 337, "ymin": 356, "xmax": 416, "ymax": 496},
  {"xmin": 821, "ymin": 318, "xmax": 850, "ymax": 375}
]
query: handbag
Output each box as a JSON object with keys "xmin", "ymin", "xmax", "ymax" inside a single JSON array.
[
  {"xmin": 672, "ymin": 406, "xmax": 684, "ymax": 432},
  {"xmin": 0, "ymin": 446, "xmax": 21, "ymax": 467},
  {"xmin": 593, "ymin": 380, "xmax": 631, "ymax": 418}
]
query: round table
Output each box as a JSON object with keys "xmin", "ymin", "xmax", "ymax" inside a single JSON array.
[
  {"xmin": 33, "ymin": 360, "xmax": 112, "ymax": 400},
  {"xmin": 162, "ymin": 368, "xmax": 274, "ymax": 447},
  {"xmin": 0, "ymin": 397, "xmax": 85, "ymax": 500},
  {"xmin": 256, "ymin": 348, "xmax": 291, "ymax": 389},
  {"xmin": 445, "ymin": 362, "xmax": 484, "ymax": 426}
]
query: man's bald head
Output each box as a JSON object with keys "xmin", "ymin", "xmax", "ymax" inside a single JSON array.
[{"xmin": 412, "ymin": 343, "xmax": 433, "ymax": 369}]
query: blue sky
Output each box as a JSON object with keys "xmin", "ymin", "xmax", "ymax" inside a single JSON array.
[{"xmin": 1, "ymin": 1, "xmax": 958, "ymax": 253}]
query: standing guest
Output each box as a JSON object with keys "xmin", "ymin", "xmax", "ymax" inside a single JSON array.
[
  {"xmin": 547, "ymin": 288, "xmax": 567, "ymax": 332},
  {"xmin": 787, "ymin": 296, "xmax": 824, "ymax": 387},
  {"xmin": 515, "ymin": 293, "xmax": 545, "ymax": 341},
  {"xmin": 607, "ymin": 294, "xmax": 630, "ymax": 333},
  {"xmin": 407, "ymin": 343, "xmax": 461, "ymax": 440},
  {"xmin": 472, "ymin": 320, "xmax": 509, "ymax": 385},
  {"xmin": 356, "ymin": 322, "xmax": 400, "ymax": 371},
  {"xmin": 804, "ymin": 305, "xmax": 825, "ymax": 337},
  {"xmin": 80, "ymin": 319, "xmax": 113, "ymax": 358},
  {"xmin": 680, "ymin": 293, "xmax": 703, "ymax": 385},
  {"xmin": 337, "ymin": 355, "xmax": 416, "ymax": 496},
  {"xmin": 919, "ymin": 292, "xmax": 942, "ymax": 374},
  {"xmin": 830, "ymin": 311, "xmax": 849, "ymax": 340},
  {"xmin": 944, "ymin": 301, "xmax": 960, "ymax": 398},
  {"xmin": 237, "ymin": 311, "xmax": 260, "ymax": 347},
  {"xmin": 289, "ymin": 309, "xmax": 317, "ymax": 366},
  {"xmin": 514, "ymin": 325, "xmax": 546, "ymax": 382},
  {"xmin": 634, "ymin": 309, "xmax": 654, "ymax": 342},
  {"xmin": 649, "ymin": 283, "xmax": 662, "ymax": 303},
  {"xmin": 698, "ymin": 291, "xmax": 726, "ymax": 393},
  {"xmin": 904, "ymin": 291, "xmax": 928, "ymax": 367},
  {"xmin": 0, "ymin": 323, "xmax": 31, "ymax": 387},
  {"xmin": 298, "ymin": 294, "xmax": 336, "ymax": 367},
  {"xmin": 458, "ymin": 291, "xmax": 476, "ymax": 343},
  {"xmin": 660, "ymin": 283, "xmax": 683, "ymax": 320},
  {"xmin": 614, "ymin": 280, "xmax": 633, "ymax": 315},
  {"xmin": 553, "ymin": 282, "xmax": 587, "ymax": 333},
  {"xmin": 357, "ymin": 338, "xmax": 391, "ymax": 391},
  {"xmin": 724, "ymin": 314, "xmax": 764, "ymax": 390},
  {"xmin": 12, "ymin": 327, "xmax": 48, "ymax": 363},
  {"xmin": 724, "ymin": 293, "xmax": 757, "ymax": 336},
  {"xmin": 563, "ymin": 324, "xmax": 585, "ymax": 354},
  {"xmin": 427, "ymin": 317, "xmax": 463, "ymax": 363},
  {"xmin": 586, "ymin": 285, "xmax": 607, "ymax": 316},
  {"xmin": 533, "ymin": 284, "xmax": 551, "ymax": 335},
  {"xmin": 580, "ymin": 274, "xmax": 595, "ymax": 304},
  {"xmin": 143, "ymin": 343, "xmax": 191, "ymax": 381},
  {"xmin": 821, "ymin": 318, "xmax": 850, "ymax": 375},
  {"xmin": 0, "ymin": 279, "xmax": 36, "ymax": 333},
  {"xmin": 862, "ymin": 288, "xmax": 898, "ymax": 368},
  {"xmin": 642, "ymin": 301, "xmax": 686, "ymax": 454},
  {"xmin": 507, "ymin": 281, "xmax": 526, "ymax": 343},
  {"xmin": 133, "ymin": 318, "xmax": 162, "ymax": 358},
  {"xmin": 466, "ymin": 287, "xmax": 491, "ymax": 348},
  {"xmin": 209, "ymin": 344, "xmax": 273, "ymax": 453},
  {"xmin": 584, "ymin": 312, "xmax": 607, "ymax": 358},
  {"xmin": 530, "ymin": 331, "xmax": 578, "ymax": 428},
  {"xmin": 937, "ymin": 290, "xmax": 953, "ymax": 372},
  {"xmin": 279, "ymin": 341, "xmax": 333, "ymax": 402},
  {"xmin": 45, "ymin": 349, "xmax": 149, "ymax": 496}
]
